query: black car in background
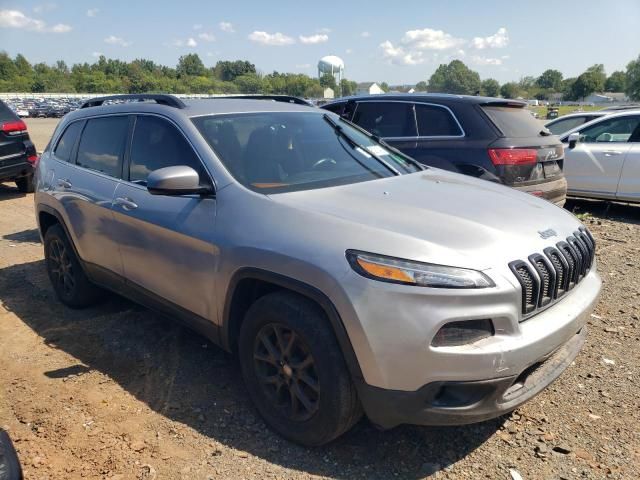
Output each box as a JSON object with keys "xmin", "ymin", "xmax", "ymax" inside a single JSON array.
[
  {"xmin": 0, "ymin": 100, "xmax": 37, "ymax": 192},
  {"xmin": 322, "ymin": 94, "xmax": 567, "ymax": 205}
]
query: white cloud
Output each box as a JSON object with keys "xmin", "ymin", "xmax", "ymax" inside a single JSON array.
[
  {"xmin": 317, "ymin": 27, "xmax": 331, "ymax": 33},
  {"xmin": 380, "ymin": 40, "xmax": 423, "ymax": 65},
  {"xmin": 171, "ymin": 37, "xmax": 198, "ymax": 47},
  {"xmin": 198, "ymin": 32, "xmax": 216, "ymax": 42},
  {"xmin": 92, "ymin": 51, "xmax": 103, "ymax": 57},
  {"xmin": 360, "ymin": 31, "xmax": 370, "ymax": 38},
  {"xmin": 0, "ymin": 9, "xmax": 70, "ymax": 33},
  {"xmin": 193, "ymin": 23, "xmax": 202, "ymax": 30},
  {"xmin": 402, "ymin": 28, "xmax": 465, "ymax": 50},
  {"xmin": 104, "ymin": 35, "xmax": 132, "ymax": 47},
  {"xmin": 86, "ymin": 8, "xmax": 99, "ymax": 17},
  {"xmin": 50, "ymin": 23, "xmax": 71, "ymax": 33},
  {"xmin": 299, "ymin": 33, "xmax": 328, "ymax": 44},
  {"xmin": 33, "ymin": 3, "xmax": 57, "ymax": 14},
  {"xmin": 470, "ymin": 55, "xmax": 503, "ymax": 65},
  {"xmin": 345, "ymin": 48, "xmax": 353, "ymax": 54},
  {"xmin": 219, "ymin": 21, "xmax": 234, "ymax": 33},
  {"xmin": 248, "ymin": 31, "xmax": 295, "ymax": 46},
  {"xmin": 471, "ymin": 27, "xmax": 508, "ymax": 49}
]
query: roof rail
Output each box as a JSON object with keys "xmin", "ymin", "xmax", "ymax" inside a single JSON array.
[
  {"xmin": 215, "ymin": 95, "xmax": 314, "ymax": 106},
  {"xmin": 80, "ymin": 94, "xmax": 186, "ymax": 109}
]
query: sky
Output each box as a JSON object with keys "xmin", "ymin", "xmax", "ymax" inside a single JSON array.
[{"xmin": 1, "ymin": 0, "xmax": 639, "ymax": 85}]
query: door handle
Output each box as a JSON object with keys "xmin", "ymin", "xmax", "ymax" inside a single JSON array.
[
  {"xmin": 603, "ymin": 150, "xmax": 623, "ymax": 156},
  {"xmin": 57, "ymin": 179, "xmax": 72, "ymax": 189},
  {"xmin": 114, "ymin": 197, "xmax": 138, "ymax": 210}
]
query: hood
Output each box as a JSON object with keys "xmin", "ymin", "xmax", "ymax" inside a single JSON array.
[{"xmin": 271, "ymin": 169, "xmax": 582, "ymax": 271}]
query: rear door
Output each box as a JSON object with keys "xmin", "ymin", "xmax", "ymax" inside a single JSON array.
[
  {"xmin": 563, "ymin": 115, "xmax": 639, "ymax": 197},
  {"xmin": 111, "ymin": 114, "xmax": 218, "ymax": 323},
  {"xmin": 54, "ymin": 115, "xmax": 129, "ymax": 276}
]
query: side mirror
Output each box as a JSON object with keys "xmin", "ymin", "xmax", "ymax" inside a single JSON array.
[
  {"xmin": 567, "ymin": 132, "xmax": 580, "ymax": 149},
  {"xmin": 147, "ymin": 166, "xmax": 213, "ymax": 196}
]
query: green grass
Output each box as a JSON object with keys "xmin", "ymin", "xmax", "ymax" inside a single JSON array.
[{"xmin": 529, "ymin": 105, "xmax": 603, "ymax": 119}]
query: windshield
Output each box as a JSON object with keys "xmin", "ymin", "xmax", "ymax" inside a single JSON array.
[{"xmin": 192, "ymin": 112, "xmax": 420, "ymax": 193}]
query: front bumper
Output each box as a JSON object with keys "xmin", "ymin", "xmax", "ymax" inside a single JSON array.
[{"xmin": 359, "ymin": 326, "xmax": 586, "ymax": 428}]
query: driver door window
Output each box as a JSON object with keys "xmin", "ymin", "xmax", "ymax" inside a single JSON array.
[
  {"xmin": 579, "ymin": 116, "xmax": 640, "ymax": 143},
  {"xmin": 129, "ymin": 115, "xmax": 208, "ymax": 185}
]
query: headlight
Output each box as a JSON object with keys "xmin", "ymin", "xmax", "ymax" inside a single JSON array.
[{"xmin": 346, "ymin": 250, "xmax": 494, "ymax": 289}]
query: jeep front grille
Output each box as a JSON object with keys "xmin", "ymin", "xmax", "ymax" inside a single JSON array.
[{"xmin": 509, "ymin": 227, "xmax": 595, "ymax": 319}]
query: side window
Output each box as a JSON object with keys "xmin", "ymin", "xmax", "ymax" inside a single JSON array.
[
  {"xmin": 53, "ymin": 121, "xmax": 83, "ymax": 162},
  {"xmin": 129, "ymin": 115, "xmax": 206, "ymax": 185},
  {"xmin": 76, "ymin": 116, "xmax": 129, "ymax": 177},
  {"xmin": 352, "ymin": 102, "xmax": 417, "ymax": 138},
  {"xmin": 415, "ymin": 104, "xmax": 463, "ymax": 137},
  {"xmin": 322, "ymin": 103, "xmax": 344, "ymax": 115},
  {"xmin": 579, "ymin": 116, "xmax": 640, "ymax": 143},
  {"xmin": 546, "ymin": 116, "xmax": 586, "ymax": 136}
]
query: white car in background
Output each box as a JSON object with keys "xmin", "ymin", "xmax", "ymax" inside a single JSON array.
[
  {"xmin": 546, "ymin": 111, "xmax": 607, "ymax": 136},
  {"xmin": 561, "ymin": 110, "xmax": 640, "ymax": 203}
]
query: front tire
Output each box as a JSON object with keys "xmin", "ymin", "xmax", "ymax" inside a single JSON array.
[
  {"xmin": 44, "ymin": 224, "xmax": 102, "ymax": 308},
  {"xmin": 239, "ymin": 291, "xmax": 362, "ymax": 446},
  {"xmin": 15, "ymin": 174, "xmax": 35, "ymax": 193}
]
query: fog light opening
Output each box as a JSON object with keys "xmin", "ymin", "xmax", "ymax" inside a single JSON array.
[{"xmin": 431, "ymin": 319, "xmax": 494, "ymax": 347}]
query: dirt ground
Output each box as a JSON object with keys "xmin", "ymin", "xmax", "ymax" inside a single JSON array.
[{"xmin": 0, "ymin": 120, "xmax": 639, "ymax": 479}]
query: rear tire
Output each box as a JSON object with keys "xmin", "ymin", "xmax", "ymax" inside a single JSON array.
[
  {"xmin": 239, "ymin": 291, "xmax": 362, "ymax": 446},
  {"xmin": 44, "ymin": 224, "xmax": 102, "ymax": 308},
  {"xmin": 15, "ymin": 174, "xmax": 35, "ymax": 193}
]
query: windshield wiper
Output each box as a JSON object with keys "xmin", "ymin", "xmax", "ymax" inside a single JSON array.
[{"xmin": 323, "ymin": 114, "xmax": 400, "ymax": 176}]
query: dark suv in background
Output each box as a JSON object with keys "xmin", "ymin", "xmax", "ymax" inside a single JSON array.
[
  {"xmin": 322, "ymin": 94, "xmax": 567, "ymax": 205},
  {"xmin": 0, "ymin": 100, "xmax": 37, "ymax": 192}
]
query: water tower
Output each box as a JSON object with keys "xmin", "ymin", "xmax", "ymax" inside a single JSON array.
[{"xmin": 318, "ymin": 55, "xmax": 344, "ymax": 88}]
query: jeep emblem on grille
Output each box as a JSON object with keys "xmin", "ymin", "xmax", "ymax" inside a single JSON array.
[{"xmin": 538, "ymin": 228, "xmax": 557, "ymax": 239}]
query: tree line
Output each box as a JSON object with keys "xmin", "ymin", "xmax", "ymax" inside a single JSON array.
[
  {"xmin": 0, "ymin": 52, "xmax": 359, "ymax": 97},
  {"xmin": 422, "ymin": 56, "xmax": 640, "ymax": 101},
  {"xmin": 0, "ymin": 50, "xmax": 639, "ymax": 101}
]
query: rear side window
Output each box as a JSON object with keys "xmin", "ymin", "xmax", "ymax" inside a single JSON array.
[
  {"xmin": 352, "ymin": 102, "xmax": 417, "ymax": 138},
  {"xmin": 53, "ymin": 121, "xmax": 83, "ymax": 162},
  {"xmin": 415, "ymin": 104, "xmax": 462, "ymax": 136},
  {"xmin": 77, "ymin": 116, "xmax": 129, "ymax": 177},
  {"xmin": 481, "ymin": 105, "xmax": 544, "ymax": 138},
  {"xmin": 546, "ymin": 116, "xmax": 588, "ymax": 135},
  {"xmin": 129, "ymin": 115, "xmax": 206, "ymax": 184}
]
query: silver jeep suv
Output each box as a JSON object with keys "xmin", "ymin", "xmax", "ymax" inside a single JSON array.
[{"xmin": 34, "ymin": 94, "xmax": 602, "ymax": 446}]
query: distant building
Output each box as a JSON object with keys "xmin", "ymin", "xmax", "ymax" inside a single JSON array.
[
  {"xmin": 356, "ymin": 82, "xmax": 384, "ymax": 95},
  {"xmin": 585, "ymin": 92, "xmax": 629, "ymax": 104},
  {"xmin": 323, "ymin": 87, "xmax": 335, "ymax": 100}
]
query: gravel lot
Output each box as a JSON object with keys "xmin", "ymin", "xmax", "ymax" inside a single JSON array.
[{"xmin": 0, "ymin": 119, "xmax": 638, "ymax": 479}]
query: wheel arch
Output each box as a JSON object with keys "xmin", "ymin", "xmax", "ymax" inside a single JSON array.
[{"xmin": 222, "ymin": 268, "xmax": 364, "ymax": 383}]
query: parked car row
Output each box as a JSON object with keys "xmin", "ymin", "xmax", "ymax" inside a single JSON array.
[
  {"xmin": 3, "ymin": 96, "xmax": 89, "ymax": 118},
  {"xmin": 32, "ymin": 94, "xmax": 601, "ymax": 446}
]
